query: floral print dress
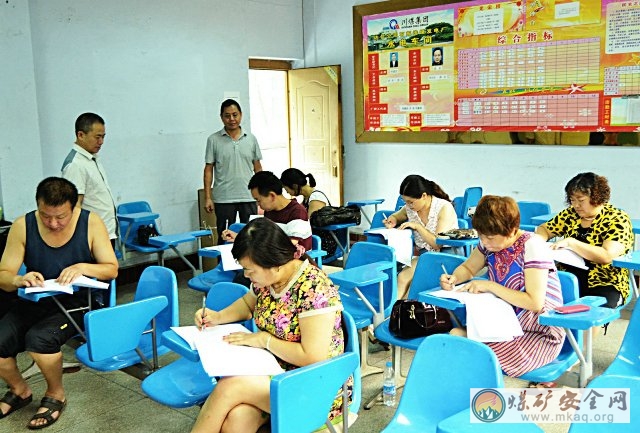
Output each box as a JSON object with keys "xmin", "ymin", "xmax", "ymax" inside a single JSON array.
[{"xmin": 250, "ymin": 260, "xmax": 349, "ymax": 421}]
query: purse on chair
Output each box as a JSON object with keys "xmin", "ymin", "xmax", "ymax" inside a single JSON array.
[
  {"xmin": 309, "ymin": 205, "xmax": 361, "ymax": 227},
  {"xmin": 388, "ymin": 300, "xmax": 453, "ymax": 339}
]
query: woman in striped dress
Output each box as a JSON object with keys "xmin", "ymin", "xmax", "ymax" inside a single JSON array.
[{"xmin": 440, "ymin": 195, "xmax": 565, "ymax": 377}]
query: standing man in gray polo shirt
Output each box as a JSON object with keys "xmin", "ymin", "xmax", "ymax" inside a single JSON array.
[
  {"xmin": 61, "ymin": 113, "xmax": 118, "ymax": 248},
  {"xmin": 204, "ymin": 99, "xmax": 262, "ymax": 244}
]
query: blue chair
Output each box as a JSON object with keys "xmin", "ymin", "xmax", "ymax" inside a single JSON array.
[
  {"xmin": 76, "ymin": 266, "xmax": 179, "ymax": 372},
  {"xmin": 518, "ymin": 201, "xmax": 552, "ymax": 232},
  {"xmin": 307, "ymin": 234, "xmax": 327, "ymax": 269},
  {"xmin": 366, "ymin": 252, "xmax": 466, "ymax": 409},
  {"xmin": 452, "ymin": 196, "xmax": 463, "ymax": 218},
  {"xmin": 394, "ymin": 195, "xmax": 405, "ymax": 211},
  {"xmin": 187, "ymin": 222, "xmax": 246, "ymax": 293},
  {"xmin": 141, "ymin": 282, "xmax": 250, "ymax": 408},
  {"xmin": 333, "ymin": 242, "xmax": 397, "ymax": 374},
  {"xmin": 365, "ymin": 209, "xmax": 396, "ymax": 244},
  {"xmin": 116, "ymin": 201, "xmax": 167, "ymax": 264},
  {"xmin": 459, "ymin": 186, "xmax": 482, "ymax": 227},
  {"xmin": 76, "ymin": 296, "xmax": 168, "ymax": 374},
  {"xmin": 516, "ymin": 271, "xmax": 582, "ymax": 385},
  {"xmin": 565, "ymin": 302, "xmax": 640, "ymax": 432},
  {"xmin": 381, "ymin": 334, "xmax": 504, "ymax": 433},
  {"xmin": 271, "ymin": 310, "xmax": 361, "ymax": 433}
]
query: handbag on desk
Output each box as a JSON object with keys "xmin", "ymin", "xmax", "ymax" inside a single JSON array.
[
  {"xmin": 137, "ymin": 224, "xmax": 160, "ymax": 246},
  {"xmin": 388, "ymin": 300, "xmax": 453, "ymax": 339},
  {"xmin": 309, "ymin": 205, "xmax": 361, "ymax": 227}
]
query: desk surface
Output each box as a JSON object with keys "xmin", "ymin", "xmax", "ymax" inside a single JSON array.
[
  {"xmin": 539, "ymin": 305, "xmax": 620, "ymax": 329},
  {"xmin": 18, "ymin": 286, "xmax": 82, "ymax": 302},
  {"xmin": 346, "ymin": 199, "xmax": 385, "ymax": 206},
  {"xmin": 148, "ymin": 232, "xmax": 196, "ymax": 247},
  {"xmin": 612, "ymin": 251, "xmax": 640, "ymax": 271},
  {"xmin": 162, "ymin": 329, "xmax": 200, "ymax": 362},
  {"xmin": 435, "ymin": 237, "xmax": 480, "ymax": 248},
  {"xmin": 116, "ymin": 212, "xmax": 159, "ymax": 223},
  {"xmin": 312, "ymin": 222, "xmax": 358, "ymax": 231},
  {"xmin": 329, "ymin": 261, "xmax": 391, "ymax": 288}
]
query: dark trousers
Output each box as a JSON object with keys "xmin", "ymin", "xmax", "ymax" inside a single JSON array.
[{"xmin": 214, "ymin": 202, "xmax": 257, "ymax": 244}]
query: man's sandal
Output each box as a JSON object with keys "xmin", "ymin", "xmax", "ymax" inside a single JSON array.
[
  {"xmin": 27, "ymin": 396, "xmax": 66, "ymax": 430},
  {"xmin": 0, "ymin": 390, "xmax": 33, "ymax": 419}
]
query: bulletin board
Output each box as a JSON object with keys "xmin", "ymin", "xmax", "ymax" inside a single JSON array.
[{"xmin": 353, "ymin": 0, "xmax": 640, "ymax": 143}]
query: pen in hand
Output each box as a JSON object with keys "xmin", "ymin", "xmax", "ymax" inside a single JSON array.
[
  {"xmin": 441, "ymin": 264, "xmax": 455, "ymax": 290},
  {"xmin": 200, "ymin": 295, "xmax": 207, "ymax": 331}
]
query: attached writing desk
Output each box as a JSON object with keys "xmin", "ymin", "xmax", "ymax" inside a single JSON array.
[
  {"xmin": 148, "ymin": 229, "xmax": 210, "ymax": 275},
  {"xmin": 435, "ymin": 236, "xmax": 479, "ymax": 257},
  {"xmin": 329, "ymin": 261, "xmax": 392, "ymax": 376},
  {"xmin": 346, "ymin": 199, "xmax": 385, "ymax": 227},
  {"xmin": 612, "ymin": 251, "xmax": 640, "ymax": 300},
  {"xmin": 419, "ymin": 289, "xmax": 620, "ymax": 388},
  {"xmin": 313, "ymin": 222, "xmax": 357, "ymax": 259},
  {"xmin": 162, "ymin": 329, "xmax": 200, "ymax": 362},
  {"xmin": 18, "ymin": 286, "xmax": 93, "ymax": 340}
]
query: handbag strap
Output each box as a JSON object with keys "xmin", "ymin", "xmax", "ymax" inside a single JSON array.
[{"xmin": 312, "ymin": 190, "xmax": 332, "ymax": 207}]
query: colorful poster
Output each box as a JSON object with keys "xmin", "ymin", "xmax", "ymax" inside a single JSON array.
[{"xmin": 361, "ymin": 0, "xmax": 640, "ymax": 133}]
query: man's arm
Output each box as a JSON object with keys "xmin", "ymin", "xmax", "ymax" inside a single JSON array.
[
  {"xmin": 253, "ymin": 160, "xmax": 262, "ymax": 173},
  {"xmin": 204, "ymin": 163, "xmax": 214, "ymax": 213},
  {"xmin": 0, "ymin": 217, "xmax": 31, "ymax": 292}
]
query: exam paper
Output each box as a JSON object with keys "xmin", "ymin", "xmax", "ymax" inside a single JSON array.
[
  {"xmin": 201, "ymin": 244, "xmax": 242, "ymax": 271},
  {"xmin": 365, "ymin": 228, "xmax": 413, "ymax": 266},
  {"xmin": 24, "ymin": 275, "xmax": 109, "ymax": 294}
]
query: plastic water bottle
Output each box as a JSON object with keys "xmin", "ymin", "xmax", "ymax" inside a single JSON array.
[{"xmin": 383, "ymin": 361, "xmax": 396, "ymax": 407}]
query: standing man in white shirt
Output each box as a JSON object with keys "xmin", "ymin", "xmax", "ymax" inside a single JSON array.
[
  {"xmin": 61, "ymin": 113, "xmax": 118, "ymax": 249},
  {"xmin": 204, "ymin": 99, "xmax": 262, "ymax": 244}
]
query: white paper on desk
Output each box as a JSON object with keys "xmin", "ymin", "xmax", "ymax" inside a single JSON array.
[
  {"xmin": 23, "ymin": 275, "xmax": 108, "ymax": 294},
  {"xmin": 464, "ymin": 293, "xmax": 523, "ymax": 343},
  {"xmin": 548, "ymin": 246, "xmax": 588, "ymax": 270},
  {"xmin": 366, "ymin": 228, "xmax": 413, "ymax": 266},
  {"xmin": 171, "ymin": 323, "xmax": 250, "ymax": 350},
  {"xmin": 193, "ymin": 325, "xmax": 285, "ymax": 377},
  {"xmin": 201, "ymin": 244, "xmax": 242, "ymax": 271}
]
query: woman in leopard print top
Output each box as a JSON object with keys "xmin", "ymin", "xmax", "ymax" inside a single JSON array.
[{"xmin": 536, "ymin": 172, "xmax": 633, "ymax": 307}]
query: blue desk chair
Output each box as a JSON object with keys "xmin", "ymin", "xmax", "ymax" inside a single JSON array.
[
  {"xmin": 516, "ymin": 271, "xmax": 582, "ymax": 385},
  {"xmin": 76, "ymin": 266, "xmax": 179, "ymax": 372},
  {"xmin": 518, "ymin": 201, "xmax": 552, "ymax": 232},
  {"xmin": 394, "ymin": 196, "xmax": 405, "ymax": 211},
  {"xmin": 459, "ymin": 186, "xmax": 482, "ymax": 227},
  {"xmin": 365, "ymin": 209, "xmax": 396, "ymax": 245},
  {"xmin": 307, "ymin": 234, "xmax": 327, "ymax": 269},
  {"xmin": 117, "ymin": 201, "xmax": 166, "ymax": 264},
  {"xmin": 271, "ymin": 310, "xmax": 361, "ymax": 433},
  {"xmin": 335, "ymin": 242, "xmax": 397, "ymax": 374},
  {"xmin": 187, "ymin": 222, "xmax": 246, "ymax": 293},
  {"xmin": 141, "ymin": 282, "xmax": 250, "ymax": 408},
  {"xmin": 452, "ymin": 196, "xmax": 463, "ymax": 218},
  {"xmin": 366, "ymin": 252, "xmax": 466, "ymax": 409},
  {"xmin": 381, "ymin": 334, "xmax": 504, "ymax": 433},
  {"xmin": 76, "ymin": 296, "xmax": 168, "ymax": 374}
]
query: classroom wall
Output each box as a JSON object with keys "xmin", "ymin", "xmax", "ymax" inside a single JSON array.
[
  {"xmin": 0, "ymin": 0, "xmax": 302, "ymax": 231},
  {"xmin": 302, "ymin": 0, "xmax": 640, "ymax": 217}
]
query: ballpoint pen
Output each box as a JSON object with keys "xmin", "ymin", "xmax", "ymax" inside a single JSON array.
[
  {"xmin": 200, "ymin": 295, "xmax": 207, "ymax": 331},
  {"xmin": 441, "ymin": 264, "xmax": 454, "ymax": 290}
]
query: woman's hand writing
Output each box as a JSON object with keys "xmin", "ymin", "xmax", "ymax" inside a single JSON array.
[
  {"xmin": 221, "ymin": 229, "xmax": 237, "ymax": 242},
  {"xmin": 440, "ymin": 273, "xmax": 457, "ymax": 291},
  {"xmin": 383, "ymin": 216, "xmax": 397, "ymax": 228},
  {"xmin": 195, "ymin": 307, "xmax": 217, "ymax": 329}
]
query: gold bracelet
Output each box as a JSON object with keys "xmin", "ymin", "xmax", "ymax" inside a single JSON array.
[{"xmin": 266, "ymin": 334, "xmax": 272, "ymax": 352}]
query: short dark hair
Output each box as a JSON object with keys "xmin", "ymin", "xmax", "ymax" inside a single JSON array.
[
  {"xmin": 248, "ymin": 171, "xmax": 283, "ymax": 197},
  {"xmin": 280, "ymin": 168, "xmax": 316, "ymax": 195},
  {"xmin": 75, "ymin": 112, "xmax": 104, "ymax": 135},
  {"xmin": 220, "ymin": 99, "xmax": 242, "ymax": 116},
  {"xmin": 472, "ymin": 195, "xmax": 520, "ymax": 236},
  {"xmin": 399, "ymin": 175, "xmax": 450, "ymax": 201},
  {"xmin": 232, "ymin": 218, "xmax": 297, "ymax": 268},
  {"xmin": 564, "ymin": 172, "xmax": 610, "ymax": 206},
  {"xmin": 36, "ymin": 177, "xmax": 79, "ymax": 208}
]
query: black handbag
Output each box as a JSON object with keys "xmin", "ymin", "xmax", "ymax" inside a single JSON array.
[
  {"xmin": 388, "ymin": 300, "xmax": 453, "ymax": 339},
  {"xmin": 310, "ymin": 205, "xmax": 361, "ymax": 227},
  {"xmin": 136, "ymin": 224, "xmax": 160, "ymax": 245}
]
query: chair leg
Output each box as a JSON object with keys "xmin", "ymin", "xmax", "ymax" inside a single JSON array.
[{"xmin": 359, "ymin": 329, "xmax": 383, "ymax": 378}]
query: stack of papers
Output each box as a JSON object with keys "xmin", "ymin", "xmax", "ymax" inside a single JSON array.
[
  {"xmin": 24, "ymin": 275, "xmax": 109, "ymax": 295},
  {"xmin": 365, "ymin": 228, "xmax": 413, "ymax": 266},
  {"xmin": 172, "ymin": 324, "xmax": 284, "ymax": 377},
  {"xmin": 428, "ymin": 290, "xmax": 523, "ymax": 342},
  {"xmin": 547, "ymin": 245, "xmax": 588, "ymax": 270}
]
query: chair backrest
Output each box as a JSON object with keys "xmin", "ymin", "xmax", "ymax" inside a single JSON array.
[
  {"xmin": 229, "ymin": 222, "xmax": 246, "ymax": 234},
  {"xmin": 406, "ymin": 252, "xmax": 466, "ymax": 300},
  {"xmin": 612, "ymin": 293, "xmax": 640, "ymax": 371},
  {"xmin": 117, "ymin": 200, "xmax": 160, "ymax": 245},
  {"xmin": 517, "ymin": 201, "xmax": 552, "ymax": 227},
  {"xmin": 556, "ymin": 271, "xmax": 583, "ymax": 358},
  {"xmin": 206, "ymin": 282, "xmax": 253, "ymax": 330},
  {"xmin": 83, "ymin": 296, "xmax": 168, "ymax": 362},
  {"xmin": 270, "ymin": 310, "xmax": 361, "ymax": 433},
  {"xmin": 133, "ymin": 266, "xmax": 179, "ymax": 333},
  {"xmin": 386, "ymin": 334, "xmax": 504, "ymax": 430},
  {"xmin": 344, "ymin": 242, "xmax": 397, "ymax": 313},
  {"xmin": 394, "ymin": 195, "xmax": 405, "ymax": 211},
  {"xmin": 452, "ymin": 196, "xmax": 463, "ymax": 219},
  {"xmin": 460, "ymin": 186, "xmax": 483, "ymax": 226}
]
